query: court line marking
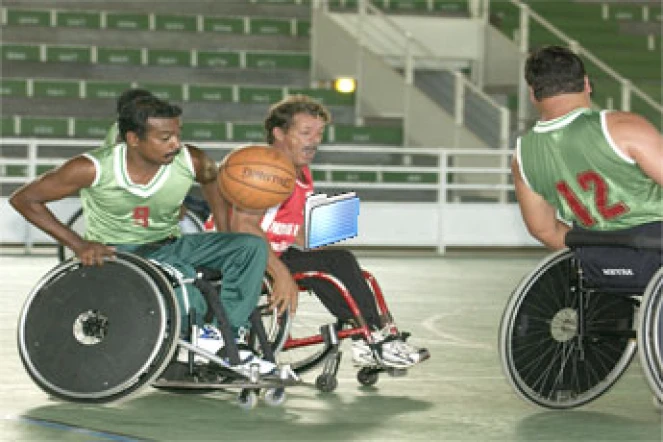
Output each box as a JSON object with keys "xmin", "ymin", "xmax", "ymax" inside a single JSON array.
[
  {"xmin": 4, "ymin": 414, "xmax": 147, "ymax": 441},
  {"xmin": 420, "ymin": 314, "xmax": 493, "ymax": 351}
]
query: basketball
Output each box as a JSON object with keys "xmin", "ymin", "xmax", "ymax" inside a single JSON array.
[{"xmin": 217, "ymin": 145, "xmax": 296, "ymax": 210}]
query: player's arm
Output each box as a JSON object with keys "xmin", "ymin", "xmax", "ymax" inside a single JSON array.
[
  {"xmin": 230, "ymin": 207, "xmax": 298, "ymax": 315},
  {"xmin": 607, "ymin": 111, "xmax": 663, "ymax": 186},
  {"xmin": 187, "ymin": 145, "xmax": 229, "ymax": 232},
  {"xmin": 9, "ymin": 156, "xmax": 116, "ymax": 265},
  {"xmin": 512, "ymin": 157, "xmax": 570, "ymax": 250}
]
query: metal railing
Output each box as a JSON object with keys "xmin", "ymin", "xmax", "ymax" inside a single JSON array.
[{"xmin": 509, "ymin": 0, "xmax": 662, "ymax": 131}]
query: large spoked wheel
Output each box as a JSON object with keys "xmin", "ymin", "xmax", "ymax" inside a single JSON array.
[
  {"xmin": 259, "ymin": 281, "xmax": 340, "ymax": 375},
  {"xmin": 499, "ymin": 249, "xmax": 637, "ymax": 409},
  {"xmin": 57, "ymin": 207, "xmax": 205, "ymax": 262},
  {"xmin": 639, "ymin": 267, "xmax": 663, "ymax": 404},
  {"xmin": 18, "ymin": 252, "xmax": 180, "ymax": 403}
]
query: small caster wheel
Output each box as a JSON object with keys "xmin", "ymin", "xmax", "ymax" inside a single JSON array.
[
  {"xmin": 315, "ymin": 374, "xmax": 338, "ymax": 393},
  {"xmin": 264, "ymin": 387, "xmax": 286, "ymax": 407},
  {"xmin": 238, "ymin": 389, "xmax": 258, "ymax": 410},
  {"xmin": 357, "ymin": 367, "xmax": 379, "ymax": 386}
]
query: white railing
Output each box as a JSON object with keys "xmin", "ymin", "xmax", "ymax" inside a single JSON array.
[
  {"xmin": 508, "ymin": 0, "xmax": 663, "ymax": 131},
  {"xmin": 0, "ymin": 138, "xmax": 533, "ymax": 254},
  {"xmin": 315, "ymin": 0, "xmax": 511, "ymax": 150}
]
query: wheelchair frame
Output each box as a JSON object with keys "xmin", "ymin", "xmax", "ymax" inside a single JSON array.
[
  {"xmin": 18, "ymin": 253, "xmax": 298, "ymax": 409},
  {"xmin": 260, "ymin": 268, "xmax": 411, "ymax": 392},
  {"xmin": 499, "ymin": 234, "xmax": 663, "ymax": 409}
]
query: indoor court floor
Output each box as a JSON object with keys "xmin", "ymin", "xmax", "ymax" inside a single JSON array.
[{"xmin": 1, "ymin": 249, "xmax": 661, "ymax": 441}]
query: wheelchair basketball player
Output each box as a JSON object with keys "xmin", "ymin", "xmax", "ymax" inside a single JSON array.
[{"xmin": 10, "ymin": 95, "xmax": 278, "ymax": 374}]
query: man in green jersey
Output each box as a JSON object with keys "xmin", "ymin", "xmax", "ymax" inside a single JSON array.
[
  {"xmin": 10, "ymin": 95, "xmax": 275, "ymax": 373},
  {"xmin": 512, "ymin": 45, "xmax": 663, "ymax": 287},
  {"xmin": 513, "ymin": 45, "xmax": 663, "ymax": 248}
]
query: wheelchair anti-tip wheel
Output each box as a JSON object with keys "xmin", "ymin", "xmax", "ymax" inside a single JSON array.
[
  {"xmin": 638, "ymin": 267, "xmax": 663, "ymax": 404},
  {"xmin": 499, "ymin": 249, "xmax": 637, "ymax": 409},
  {"xmin": 18, "ymin": 253, "xmax": 180, "ymax": 403}
]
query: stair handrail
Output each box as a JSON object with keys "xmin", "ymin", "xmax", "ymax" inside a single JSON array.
[{"xmin": 508, "ymin": 0, "xmax": 662, "ymax": 131}]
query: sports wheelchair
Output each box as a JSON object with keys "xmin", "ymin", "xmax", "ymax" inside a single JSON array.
[
  {"xmin": 499, "ymin": 226, "xmax": 663, "ymax": 409},
  {"xmin": 260, "ymin": 269, "xmax": 419, "ymax": 393},
  {"xmin": 18, "ymin": 252, "xmax": 298, "ymax": 410}
]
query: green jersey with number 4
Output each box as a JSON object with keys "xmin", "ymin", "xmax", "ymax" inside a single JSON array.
[
  {"xmin": 516, "ymin": 108, "xmax": 662, "ymax": 230},
  {"xmin": 80, "ymin": 143, "xmax": 195, "ymax": 244}
]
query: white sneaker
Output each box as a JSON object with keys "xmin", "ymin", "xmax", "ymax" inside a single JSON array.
[
  {"xmin": 352, "ymin": 339, "xmax": 377, "ymax": 366},
  {"xmin": 378, "ymin": 336, "xmax": 428, "ymax": 368},
  {"xmin": 352, "ymin": 329, "xmax": 429, "ymax": 369},
  {"xmin": 198, "ymin": 324, "xmax": 224, "ymax": 355},
  {"xmin": 232, "ymin": 349, "xmax": 278, "ymax": 376}
]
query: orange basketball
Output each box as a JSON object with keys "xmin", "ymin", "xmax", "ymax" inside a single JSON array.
[{"xmin": 217, "ymin": 145, "xmax": 296, "ymax": 210}]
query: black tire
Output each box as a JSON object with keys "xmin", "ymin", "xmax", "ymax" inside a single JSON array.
[
  {"xmin": 315, "ymin": 374, "xmax": 338, "ymax": 393},
  {"xmin": 638, "ymin": 267, "xmax": 663, "ymax": 404},
  {"xmin": 18, "ymin": 253, "xmax": 180, "ymax": 403},
  {"xmin": 499, "ymin": 249, "xmax": 637, "ymax": 409},
  {"xmin": 357, "ymin": 367, "xmax": 379, "ymax": 386}
]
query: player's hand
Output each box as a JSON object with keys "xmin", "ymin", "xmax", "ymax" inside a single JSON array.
[
  {"xmin": 269, "ymin": 273, "xmax": 299, "ymax": 316},
  {"xmin": 74, "ymin": 241, "xmax": 116, "ymax": 266}
]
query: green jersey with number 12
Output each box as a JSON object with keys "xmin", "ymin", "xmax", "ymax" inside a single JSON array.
[{"xmin": 516, "ymin": 108, "xmax": 662, "ymax": 230}]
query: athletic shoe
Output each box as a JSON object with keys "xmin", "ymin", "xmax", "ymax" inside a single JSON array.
[{"xmin": 352, "ymin": 328, "xmax": 430, "ymax": 369}]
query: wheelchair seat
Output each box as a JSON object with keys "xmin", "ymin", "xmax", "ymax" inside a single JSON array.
[{"xmin": 499, "ymin": 226, "xmax": 663, "ymax": 409}]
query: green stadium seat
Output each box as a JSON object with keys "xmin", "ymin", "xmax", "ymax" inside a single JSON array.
[
  {"xmin": 155, "ymin": 14, "xmax": 198, "ymax": 32},
  {"xmin": 0, "ymin": 117, "xmax": 16, "ymax": 137},
  {"xmin": 6, "ymin": 9, "xmax": 51, "ymax": 27},
  {"xmin": 1, "ymin": 79, "xmax": 28, "ymax": 97},
  {"xmin": 382, "ymin": 171, "xmax": 438, "ymax": 184},
  {"xmin": 238, "ymin": 86, "xmax": 283, "ymax": 104},
  {"xmin": 245, "ymin": 52, "xmax": 310, "ymax": 70},
  {"xmin": 432, "ymin": 0, "xmax": 466, "ymax": 13},
  {"xmin": 74, "ymin": 118, "xmax": 113, "ymax": 138},
  {"xmin": 196, "ymin": 50, "xmax": 241, "ymax": 68},
  {"xmin": 333, "ymin": 125, "xmax": 403, "ymax": 145},
  {"xmin": 311, "ymin": 169, "xmax": 327, "ymax": 182},
  {"xmin": 331, "ymin": 170, "xmax": 378, "ymax": 183},
  {"xmin": 4, "ymin": 165, "xmax": 28, "ymax": 178},
  {"xmin": 96, "ymin": 48, "xmax": 142, "ymax": 66},
  {"xmin": 182, "ymin": 122, "xmax": 227, "ymax": 141},
  {"xmin": 288, "ymin": 88, "xmax": 354, "ymax": 106},
  {"xmin": 231, "ymin": 123, "xmax": 265, "ymax": 142},
  {"xmin": 32, "ymin": 79, "xmax": 80, "ymax": 98},
  {"xmin": 147, "ymin": 49, "xmax": 191, "ymax": 67},
  {"xmin": 382, "ymin": 0, "xmax": 430, "ymax": 13},
  {"xmin": 20, "ymin": 117, "xmax": 69, "ymax": 137},
  {"xmin": 296, "ymin": 20, "xmax": 311, "ymax": 37},
  {"xmin": 2, "ymin": 44, "xmax": 41, "ymax": 62},
  {"xmin": 85, "ymin": 81, "xmax": 133, "ymax": 100},
  {"xmin": 138, "ymin": 83, "xmax": 184, "ymax": 101},
  {"xmin": 188, "ymin": 85, "xmax": 234, "ymax": 102},
  {"xmin": 203, "ymin": 17, "xmax": 245, "ymax": 34},
  {"xmin": 105, "ymin": 13, "xmax": 150, "ymax": 31},
  {"xmin": 56, "ymin": 11, "xmax": 102, "ymax": 29},
  {"xmin": 46, "ymin": 46, "xmax": 92, "ymax": 64},
  {"xmin": 248, "ymin": 18, "xmax": 292, "ymax": 36}
]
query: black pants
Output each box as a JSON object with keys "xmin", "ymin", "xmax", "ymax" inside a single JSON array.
[{"xmin": 280, "ymin": 247, "xmax": 382, "ymax": 329}]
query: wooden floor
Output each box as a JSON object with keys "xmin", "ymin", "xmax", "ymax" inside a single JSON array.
[{"xmin": 1, "ymin": 249, "xmax": 661, "ymax": 441}]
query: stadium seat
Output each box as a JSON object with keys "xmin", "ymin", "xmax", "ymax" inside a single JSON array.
[
  {"xmin": 154, "ymin": 14, "xmax": 198, "ymax": 32},
  {"xmin": 6, "ymin": 9, "xmax": 51, "ymax": 27},
  {"xmin": 105, "ymin": 12, "xmax": 150, "ymax": 31},
  {"xmin": 20, "ymin": 117, "xmax": 69, "ymax": 137},
  {"xmin": 181, "ymin": 121, "xmax": 228, "ymax": 142},
  {"xmin": 238, "ymin": 86, "xmax": 284, "ymax": 104},
  {"xmin": 55, "ymin": 11, "xmax": 102, "ymax": 29},
  {"xmin": 333, "ymin": 125, "xmax": 403, "ymax": 145},
  {"xmin": 382, "ymin": 171, "xmax": 438, "ymax": 184},
  {"xmin": 96, "ymin": 47, "xmax": 142, "ymax": 66},
  {"xmin": 188, "ymin": 85, "xmax": 234, "ymax": 103},
  {"xmin": 32, "ymin": 79, "xmax": 80, "ymax": 99},
  {"xmin": 1, "ymin": 79, "xmax": 28, "ymax": 97},
  {"xmin": 73, "ymin": 118, "xmax": 113, "ymax": 138}
]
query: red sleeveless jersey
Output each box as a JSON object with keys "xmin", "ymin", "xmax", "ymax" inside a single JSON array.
[{"xmin": 261, "ymin": 166, "xmax": 314, "ymax": 255}]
